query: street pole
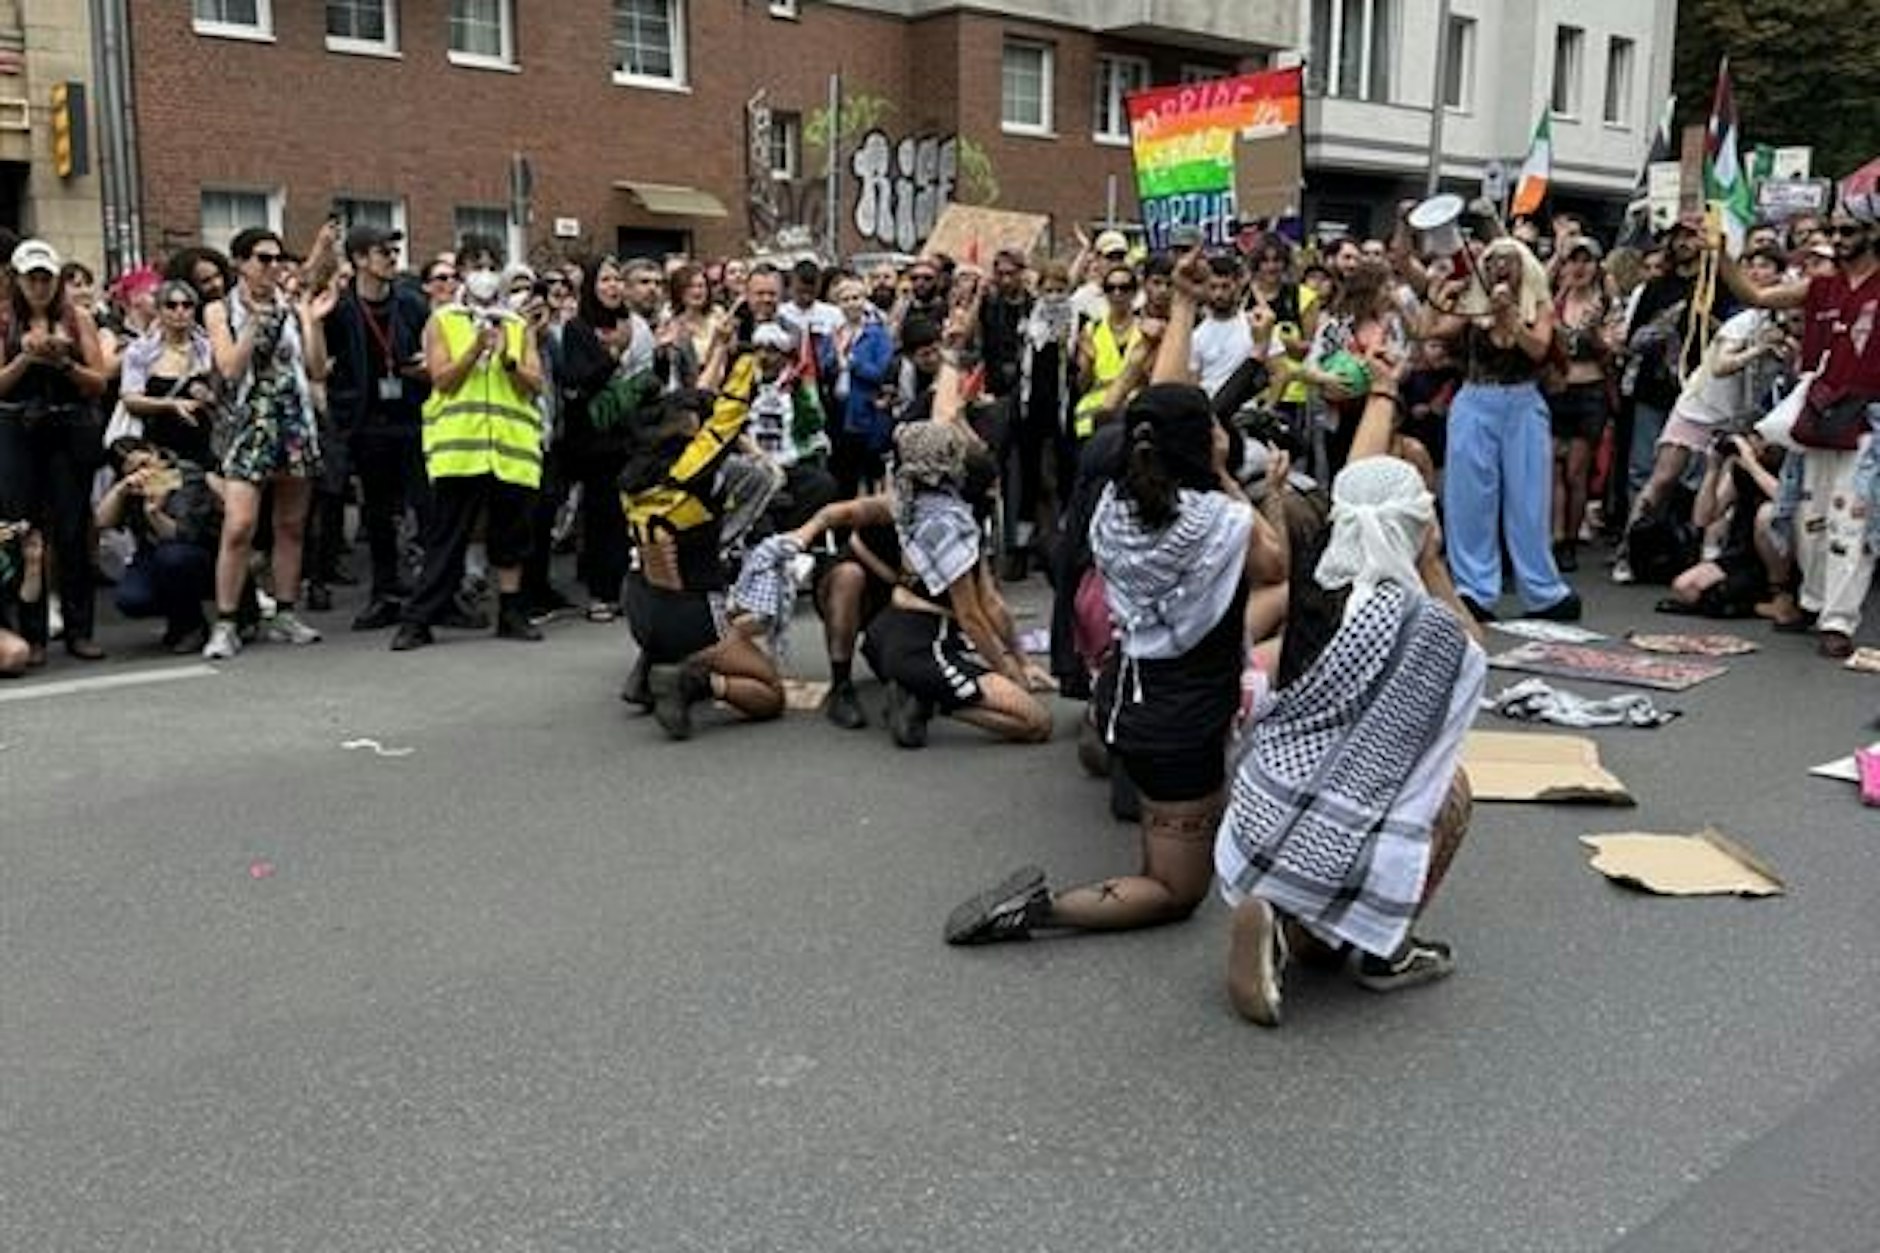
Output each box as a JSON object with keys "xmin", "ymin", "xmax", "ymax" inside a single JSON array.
[
  {"xmin": 1424, "ymin": 0, "xmax": 1452, "ymax": 196},
  {"xmin": 825, "ymin": 73, "xmax": 841, "ymax": 260}
]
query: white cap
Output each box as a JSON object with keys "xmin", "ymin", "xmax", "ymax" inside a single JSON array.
[
  {"xmin": 11, "ymin": 238, "xmax": 60, "ymax": 276},
  {"xmin": 1094, "ymin": 230, "xmax": 1129, "ymax": 257}
]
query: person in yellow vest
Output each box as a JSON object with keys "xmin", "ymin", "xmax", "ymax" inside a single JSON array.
[
  {"xmin": 391, "ymin": 260, "xmax": 546, "ymax": 650},
  {"xmin": 1072, "ymin": 263, "xmax": 1143, "ymax": 439}
]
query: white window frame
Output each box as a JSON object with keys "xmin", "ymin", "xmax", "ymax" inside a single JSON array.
[
  {"xmin": 768, "ymin": 111, "xmax": 801, "ymax": 181},
  {"xmin": 1441, "ymin": 14, "xmax": 1475, "ymax": 113},
  {"xmin": 332, "ymin": 195, "xmax": 409, "ymax": 245},
  {"xmin": 612, "ymin": 0, "xmax": 689, "ymax": 91},
  {"xmin": 193, "ymin": 0, "xmax": 274, "ymax": 43},
  {"xmin": 1000, "ymin": 39, "xmax": 1055, "ymax": 138},
  {"xmin": 1307, "ymin": 0, "xmax": 1396, "ymax": 103},
  {"xmin": 1180, "ymin": 64, "xmax": 1228, "ymax": 84},
  {"xmin": 453, "ymin": 204, "xmax": 510, "ymax": 251},
  {"xmin": 326, "ymin": 0, "xmax": 399, "ymax": 58},
  {"xmin": 1603, "ymin": 35, "xmax": 1635, "ymax": 128},
  {"xmin": 200, "ymin": 186, "xmax": 285, "ymax": 255},
  {"xmin": 1552, "ymin": 24, "xmax": 1585, "ymax": 119},
  {"xmin": 1093, "ymin": 54, "xmax": 1149, "ymax": 145},
  {"xmin": 448, "ymin": 0, "xmax": 517, "ymax": 72}
]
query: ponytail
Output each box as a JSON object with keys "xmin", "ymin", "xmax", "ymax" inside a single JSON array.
[{"xmin": 1120, "ymin": 421, "xmax": 1181, "ymax": 530}]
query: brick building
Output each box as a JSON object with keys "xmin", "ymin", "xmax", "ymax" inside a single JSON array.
[{"xmin": 122, "ymin": 1, "xmax": 1294, "ymax": 267}]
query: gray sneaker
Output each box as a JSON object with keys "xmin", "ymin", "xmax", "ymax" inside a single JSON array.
[
  {"xmin": 202, "ymin": 621, "xmax": 242, "ymax": 661},
  {"xmin": 265, "ymin": 611, "xmax": 323, "ymax": 645},
  {"xmin": 1352, "ymin": 937, "xmax": 1456, "ymax": 993}
]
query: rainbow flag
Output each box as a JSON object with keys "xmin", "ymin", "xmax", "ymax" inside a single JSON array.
[{"xmin": 1126, "ymin": 67, "xmax": 1301, "ymax": 249}]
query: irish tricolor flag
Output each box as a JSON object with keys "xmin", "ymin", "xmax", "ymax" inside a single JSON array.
[
  {"xmin": 1704, "ymin": 58, "xmax": 1754, "ymax": 256},
  {"xmin": 1510, "ymin": 112, "xmax": 1552, "ymax": 218}
]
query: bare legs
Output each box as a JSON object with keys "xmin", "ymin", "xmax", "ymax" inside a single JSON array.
[
  {"xmin": 1047, "ymin": 790, "xmax": 1221, "ymax": 930},
  {"xmin": 214, "ymin": 477, "xmax": 311, "ymax": 613}
]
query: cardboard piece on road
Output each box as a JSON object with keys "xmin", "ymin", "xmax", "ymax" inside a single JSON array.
[
  {"xmin": 782, "ymin": 678, "xmax": 830, "ymax": 712},
  {"xmin": 1580, "ymin": 829, "xmax": 1785, "ymax": 897},
  {"xmin": 1488, "ymin": 640, "xmax": 1729, "ymax": 692},
  {"xmin": 924, "ymin": 205, "xmax": 1050, "ymax": 266},
  {"xmin": 1462, "ymin": 731, "xmax": 1636, "ymax": 805}
]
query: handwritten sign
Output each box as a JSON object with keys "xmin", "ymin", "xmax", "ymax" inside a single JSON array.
[{"xmin": 1126, "ymin": 67, "xmax": 1302, "ymax": 252}]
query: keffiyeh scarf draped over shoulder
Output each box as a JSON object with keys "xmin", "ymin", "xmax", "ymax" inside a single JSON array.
[
  {"xmin": 900, "ymin": 490, "xmax": 980, "ymax": 596},
  {"xmin": 729, "ymin": 533, "xmax": 803, "ymax": 657},
  {"xmin": 1089, "ymin": 484, "xmax": 1253, "ymax": 660},
  {"xmin": 1218, "ymin": 581, "xmax": 1468, "ymax": 959}
]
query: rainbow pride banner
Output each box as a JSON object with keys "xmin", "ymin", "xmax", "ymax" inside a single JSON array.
[{"xmin": 1126, "ymin": 67, "xmax": 1303, "ymax": 250}]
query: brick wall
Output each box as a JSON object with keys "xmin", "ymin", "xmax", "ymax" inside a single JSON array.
[{"xmin": 129, "ymin": 0, "xmax": 1244, "ymax": 266}]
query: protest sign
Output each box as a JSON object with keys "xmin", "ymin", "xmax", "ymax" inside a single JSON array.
[
  {"xmin": 924, "ymin": 204, "xmax": 1050, "ymax": 266},
  {"xmin": 1126, "ymin": 67, "xmax": 1302, "ymax": 252}
]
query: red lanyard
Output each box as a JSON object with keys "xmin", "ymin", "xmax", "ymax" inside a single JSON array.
[{"xmin": 361, "ymin": 300, "xmax": 396, "ymax": 373}]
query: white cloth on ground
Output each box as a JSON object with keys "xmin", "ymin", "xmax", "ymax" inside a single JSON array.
[{"xmin": 1485, "ymin": 677, "xmax": 1678, "ymax": 728}]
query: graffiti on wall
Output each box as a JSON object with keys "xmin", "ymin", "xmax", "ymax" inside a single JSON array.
[
  {"xmin": 850, "ymin": 130, "xmax": 958, "ymax": 254},
  {"xmin": 745, "ymin": 90, "xmax": 827, "ymax": 251}
]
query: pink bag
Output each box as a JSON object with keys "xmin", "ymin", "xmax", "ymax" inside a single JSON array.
[{"xmin": 1072, "ymin": 567, "xmax": 1115, "ymax": 679}]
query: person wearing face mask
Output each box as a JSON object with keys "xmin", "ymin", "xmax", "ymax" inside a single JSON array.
[
  {"xmin": 821, "ymin": 275, "xmax": 895, "ymax": 496},
  {"xmin": 389, "ymin": 254, "xmax": 546, "ymax": 650}
]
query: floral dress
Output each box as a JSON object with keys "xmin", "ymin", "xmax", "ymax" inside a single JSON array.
[{"xmin": 217, "ymin": 291, "xmax": 319, "ymax": 483}]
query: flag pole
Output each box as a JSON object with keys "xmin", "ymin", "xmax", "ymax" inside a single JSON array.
[{"xmin": 1424, "ymin": 0, "xmax": 1452, "ymax": 196}]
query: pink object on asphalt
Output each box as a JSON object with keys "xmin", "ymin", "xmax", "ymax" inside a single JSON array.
[
  {"xmin": 248, "ymin": 860, "xmax": 276, "ymax": 880},
  {"xmin": 1857, "ymin": 748, "xmax": 1880, "ymax": 808}
]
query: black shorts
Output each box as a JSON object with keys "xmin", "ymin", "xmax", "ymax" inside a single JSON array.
[
  {"xmin": 1549, "ymin": 381, "xmax": 1608, "ymax": 443},
  {"xmin": 1119, "ymin": 742, "xmax": 1228, "ymax": 804},
  {"xmin": 623, "ymin": 574, "xmax": 721, "ymax": 665},
  {"xmin": 861, "ymin": 607, "xmax": 988, "ymax": 712}
]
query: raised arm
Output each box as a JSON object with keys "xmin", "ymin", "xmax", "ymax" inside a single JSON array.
[{"xmin": 1151, "ymin": 246, "xmax": 1207, "ymax": 385}]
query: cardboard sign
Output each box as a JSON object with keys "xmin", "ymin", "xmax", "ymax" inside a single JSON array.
[
  {"xmin": 1126, "ymin": 67, "xmax": 1302, "ymax": 252},
  {"xmin": 1462, "ymin": 731, "xmax": 1635, "ymax": 805},
  {"xmin": 923, "ymin": 204, "xmax": 1049, "ymax": 266},
  {"xmin": 1233, "ymin": 131, "xmax": 1303, "ymax": 223},
  {"xmin": 1580, "ymin": 830, "xmax": 1784, "ymax": 897},
  {"xmin": 1648, "ymin": 162, "xmax": 1683, "ymax": 232},
  {"xmin": 1754, "ymin": 178, "xmax": 1833, "ymax": 221}
]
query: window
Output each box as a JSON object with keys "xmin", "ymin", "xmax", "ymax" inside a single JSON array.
[
  {"xmin": 1180, "ymin": 64, "xmax": 1228, "ymax": 84},
  {"xmin": 1604, "ymin": 36, "xmax": 1635, "ymax": 126},
  {"xmin": 333, "ymin": 197, "xmax": 407, "ymax": 245},
  {"xmin": 449, "ymin": 0, "xmax": 513, "ymax": 66},
  {"xmin": 1441, "ymin": 14, "xmax": 1475, "ymax": 111},
  {"xmin": 1093, "ymin": 54, "xmax": 1148, "ymax": 143},
  {"xmin": 454, "ymin": 205, "xmax": 509, "ymax": 247},
  {"xmin": 327, "ymin": 0, "xmax": 396, "ymax": 54},
  {"xmin": 1552, "ymin": 25, "xmax": 1584, "ymax": 117},
  {"xmin": 193, "ymin": 0, "xmax": 272, "ymax": 40},
  {"xmin": 613, "ymin": 0, "xmax": 686, "ymax": 87},
  {"xmin": 1307, "ymin": 0, "xmax": 1395, "ymax": 102},
  {"xmin": 200, "ymin": 188, "xmax": 281, "ymax": 254},
  {"xmin": 1001, "ymin": 39, "xmax": 1053, "ymax": 135},
  {"xmin": 769, "ymin": 111, "xmax": 801, "ymax": 180}
]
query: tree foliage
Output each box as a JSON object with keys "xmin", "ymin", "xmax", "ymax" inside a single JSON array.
[{"xmin": 1674, "ymin": 0, "xmax": 1880, "ymax": 181}]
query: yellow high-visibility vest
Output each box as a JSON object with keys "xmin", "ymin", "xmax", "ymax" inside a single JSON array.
[
  {"xmin": 421, "ymin": 308, "xmax": 542, "ymax": 488},
  {"xmin": 1073, "ymin": 316, "xmax": 1140, "ymax": 438}
]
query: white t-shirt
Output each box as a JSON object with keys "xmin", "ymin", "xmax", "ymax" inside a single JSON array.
[
  {"xmin": 1191, "ymin": 312, "xmax": 1255, "ymax": 398},
  {"xmin": 1675, "ymin": 308, "xmax": 1772, "ymax": 427},
  {"xmin": 779, "ymin": 299, "xmax": 842, "ymax": 341}
]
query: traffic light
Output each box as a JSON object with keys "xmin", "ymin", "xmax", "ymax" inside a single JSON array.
[{"xmin": 50, "ymin": 81, "xmax": 88, "ymax": 179}]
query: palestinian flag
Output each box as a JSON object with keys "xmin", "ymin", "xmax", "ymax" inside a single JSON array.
[
  {"xmin": 1704, "ymin": 59, "xmax": 1754, "ymax": 255},
  {"xmin": 1618, "ymin": 95, "xmax": 1676, "ymax": 248},
  {"xmin": 1510, "ymin": 112, "xmax": 1552, "ymax": 219}
]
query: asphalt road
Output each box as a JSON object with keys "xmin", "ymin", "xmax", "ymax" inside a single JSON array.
[{"xmin": 3, "ymin": 572, "xmax": 1878, "ymax": 1252}]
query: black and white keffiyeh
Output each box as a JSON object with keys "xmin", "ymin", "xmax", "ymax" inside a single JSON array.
[
  {"xmin": 729, "ymin": 534, "xmax": 802, "ymax": 656},
  {"xmin": 1219, "ymin": 581, "xmax": 1469, "ymax": 958},
  {"xmin": 1089, "ymin": 484, "xmax": 1253, "ymax": 661},
  {"xmin": 900, "ymin": 491, "xmax": 981, "ymax": 597}
]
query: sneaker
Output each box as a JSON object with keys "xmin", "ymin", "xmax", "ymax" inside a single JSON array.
[
  {"xmin": 351, "ymin": 598, "xmax": 403, "ymax": 631},
  {"xmin": 1552, "ymin": 541, "xmax": 1578, "ymax": 574},
  {"xmin": 202, "ymin": 621, "xmax": 242, "ymax": 661},
  {"xmin": 169, "ymin": 624, "xmax": 209, "ymax": 656},
  {"xmin": 1611, "ymin": 557, "xmax": 1635, "ymax": 585},
  {"xmin": 265, "ymin": 611, "xmax": 323, "ymax": 645},
  {"xmin": 884, "ymin": 680, "xmax": 931, "ymax": 749},
  {"xmin": 1226, "ymin": 897, "xmax": 1288, "ymax": 1027},
  {"xmin": 1528, "ymin": 591, "xmax": 1583, "ymax": 623},
  {"xmin": 389, "ymin": 622, "xmax": 434, "ymax": 652},
  {"xmin": 823, "ymin": 679, "xmax": 868, "ymax": 730},
  {"xmin": 302, "ymin": 582, "xmax": 333, "ymax": 614},
  {"xmin": 496, "ymin": 601, "xmax": 545, "ymax": 642},
  {"xmin": 620, "ymin": 655, "xmax": 653, "ymax": 709},
  {"xmin": 649, "ymin": 660, "xmax": 711, "ymax": 741},
  {"xmin": 944, "ymin": 865, "xmax": 1051, "ymax": 945},
  {"xmin": 1352, "ymin": 936, "xmax": 1456, "ymax": 993}
]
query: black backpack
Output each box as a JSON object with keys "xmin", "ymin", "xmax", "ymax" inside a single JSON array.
[{"xmin": 1625, "ymin": 484, "xmax": 1698, "ymax": 585}]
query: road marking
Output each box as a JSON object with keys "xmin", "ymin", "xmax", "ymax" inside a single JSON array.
[{"xmin": 0, "ymin": 663, "xmax": 218, "ymax": 704}]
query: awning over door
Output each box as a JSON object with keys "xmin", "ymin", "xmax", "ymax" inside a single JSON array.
[{"xmin": 614, "ymin": 181, "xmax": 728, "ymax": 219}]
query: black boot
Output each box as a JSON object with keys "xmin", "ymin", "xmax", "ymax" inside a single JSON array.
[
  {"xmin": 495, "ymin": 592, "xmax": 544, "ymax": 641},
  {"xmin": 649, "ymin": 659, "xmax": 712, "ymax": 740}
]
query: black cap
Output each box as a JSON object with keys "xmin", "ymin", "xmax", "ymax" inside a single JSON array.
[{"xmin": 344, "ymin": 223, "xmax": 404, "ymax": 259}]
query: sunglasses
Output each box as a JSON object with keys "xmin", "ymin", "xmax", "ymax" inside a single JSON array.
[
  {"xmin": 1105, "ymin": 283, "xmax": 1137, "ymax": 294},
  {"xmin": 1830, "ymin": 224, "xmax": 1868, "ymax": 238},
  {"xmin": 427, "ymin": 271, "xmax": 458, "ymax": 283},
  {"xmin": 251, "ymin": 252, "xmax": 283, "ymax": 265},
  {"xmin": 163, "ymin": 298, "xmax": 197, "ymax": 310}
]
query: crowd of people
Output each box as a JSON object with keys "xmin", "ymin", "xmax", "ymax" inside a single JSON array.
[{"xmin": 1, "ymin": 186, "xmax": 1876, "ymax": 1023}]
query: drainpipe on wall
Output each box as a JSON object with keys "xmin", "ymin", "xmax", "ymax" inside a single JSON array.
[{"xmin": 89, "ymin": 0, "xmax": 142, "ymax": 269}]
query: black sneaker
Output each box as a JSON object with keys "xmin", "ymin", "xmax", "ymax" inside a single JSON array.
[
  {"xmin": 496, "ymin": 602, "xmax": 545, "ymax": 642},
  {"xmin": 884, "ymin": 680, "xmax": 931, "ymax": 749},
  {"xmin": 944, "ymin": 865, "xmax": 1051, "ymax": 945},
  {"xmin": 303, "ymin": 581, "xmax": 333, "ymax": 613},
  {"xmin": 1553, "ymin": 541, "xmax": 1579, "ymax": 573},
  {"xmin": 1529, "ymin": 591, "xmax": 1584, "ymax": 623},
  {"xmin": 389, "ymin": 622, "xmax": 434, "ymax": 652},
  {"xmin": 823, "ymin": 679, "xmax": 868, "ymax": 730},
  {"xmin": 1352, "ymin": 937, "xmax": 1456, "ymax": 993},
  {"xmin": 351, "ymin": 598, "xmax": 403, "ymax": 631},
  {"xmin": 1227, "ymin": 897, "xmax": 1288, "ymax": 1027},
  {"xmin": 648, "ymin": 660, "xmax": 711, "ymax": 740}
]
